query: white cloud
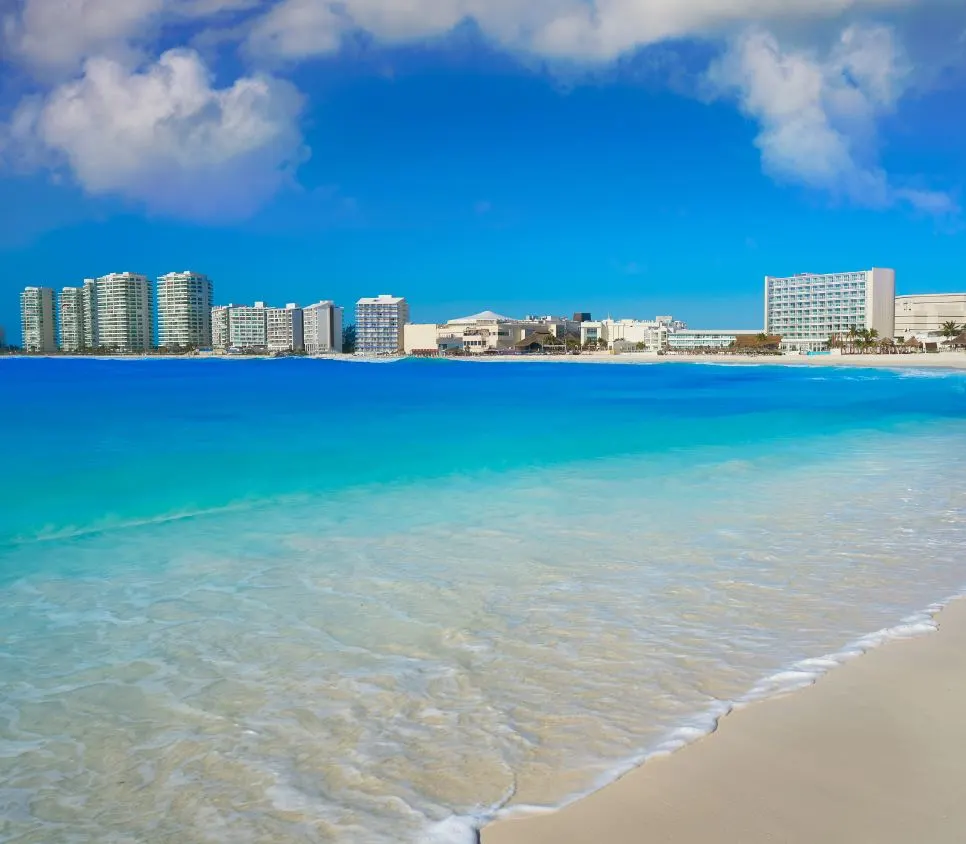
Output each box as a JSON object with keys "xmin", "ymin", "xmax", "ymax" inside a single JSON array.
[
  {"xmin": 10, "ymin": 48, "xmax": 308, "ymax": 219},
  {"xmin": 707, "ymin": 25, "xmax": 954, "ymax": 213}
]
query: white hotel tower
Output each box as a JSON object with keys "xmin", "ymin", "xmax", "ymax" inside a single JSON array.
[
  {"xmin": 764, "ymin": 268, "xmax": 896, "ymax": 351},
  {"xmin": 356, "ymin": 294, "xmax": 409, "ymax": 355},
  {"xmin": 85, "ymin": 272, "xmax": 153, "ymax": 351},
  {"xmin": 20, "ymin": 286, "xmax": 56, "ymax": 352},
  {"xmin": 157, "ymin": 271, "xmax": 213, "ymax": 349},
  {"xmin": 59, "ymin": 286, "xmax": 86, "ymax": 352}
]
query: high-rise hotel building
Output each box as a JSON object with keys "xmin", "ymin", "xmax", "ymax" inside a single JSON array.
[
  {"xmin": 75, "ymin": 272, "xmax": 153, "ymax": 351},
  {"xmin": 764, "ymin": 268, "xmax": 896, "ymax": 351},
  {"xmin": 20, "ymin": 287, "xmax": 56, "ymax": 352},
  {"xmin": 157, "ymin": 271, "xmax": 213, "ymax": 349},
  {"xmin": 59, "ymin": 287, "xmax": 86, "ymax": 351},
  {"xmin": 303, "ymin": 301, "xmax": 343, "ymax": 354},
  {"xmin": 356, "ymin": 294, "xmax": 409, "ymax": 355}
]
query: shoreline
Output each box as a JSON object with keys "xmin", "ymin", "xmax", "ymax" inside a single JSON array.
[
  {"xmin": 4, "ymin": 351, "xmax": 966, "ymax": 370},
  {"xmin": 482, "ymin": 595, "xmax": 966, "ymax": 844}
]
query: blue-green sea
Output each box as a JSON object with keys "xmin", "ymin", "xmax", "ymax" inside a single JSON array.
[{"xmin": 1, "ymin": 358, "xmax": 965, "ymax": 842}]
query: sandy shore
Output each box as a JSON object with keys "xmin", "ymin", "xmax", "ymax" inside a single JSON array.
[
  {"xmin": 484, "ymin": 598, "xmax": 966, "ymax": 844},
  {"xmin": 457, "ymin": 351, "xmax": 966, "ymax": 369}
]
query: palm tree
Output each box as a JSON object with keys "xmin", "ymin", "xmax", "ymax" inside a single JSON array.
[
  {"xmin": 846, "ymin": 325, "xmax": 861, "ymax": 354},
  {"xmin": 940, "ymin": 320, "xmax": 962, "ymax": 339}
]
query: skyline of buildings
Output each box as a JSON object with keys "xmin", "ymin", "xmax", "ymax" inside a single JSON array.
[{"xmin": 9, "ymin": 266, "xmax": 966, "ymax": 355}]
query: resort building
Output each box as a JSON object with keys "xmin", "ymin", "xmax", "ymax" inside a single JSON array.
[
  {"xmin": 228, "ymin": 303, "xmax": 268, "ymax": 350},
  {"xmin": 404, "ymin": 311, "xmax": 582, "ymax": 355},
  {"xmin": 667, "ymin": 329, "xmax": 762, "ymax": 351},
  {"xmin": 92, "ymin": 272, "xmax": 153, "ymax": 351},
  {"xmin": 895, "ymin": 293, "xmax": 966, "ymax": 337},
  {"xmin": 579, "ymin": 318, "xmax": 671, "ymax": 351},
  {"xmin": 20, "ymin": 286, "xmax": 56, "ymax": 352},
  {"xmin": 157, "ymin": 271, "xmax": 213, "ymax": 349},
  {"xmin": 59, "ymin": 287, "xmax": 86, "ymax": 352},
  {"xmin": 211, "ymin": 305, "xmax": 232, "ymax": 350},
  {"xmin": 764, "ymin": 268, "xmax": 896, "ymax": 351},
  {"xmin": 356, "ymin": 294, "xmax": 409, "ymax": 355},
  {"xmin": 303, "ymin": 301, "xmax": 343, "ymax": 354},
  {"xmin": 266, "ymin": 304, "xmax": 304, "ymax": 352}
]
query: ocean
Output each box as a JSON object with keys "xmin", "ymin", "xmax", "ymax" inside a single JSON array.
[{"xmin": 1, "ymin": 358, "xmax": 964, "ymax": 842}]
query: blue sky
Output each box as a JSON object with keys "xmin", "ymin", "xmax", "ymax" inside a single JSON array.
[{"xmin": 1, "ymin": 1, "xmax": 964, "ymax": 338}]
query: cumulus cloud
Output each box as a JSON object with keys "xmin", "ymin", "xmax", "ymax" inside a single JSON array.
[
  {"xmin": 708, "ymin": 25, "xmax": 955, "ymax": 214},
  {"xmin": 9, "ymin": 48, "xmax": 308, "ymax": 219}
]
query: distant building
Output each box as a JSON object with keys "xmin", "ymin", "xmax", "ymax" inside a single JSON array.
[
  {"xmin": 266, "ymin": 303, "xmax": 304, "ymax": 352},
  {"xmin": 356, "ymin": 294, "xmax": 409, "ymax": 355},
  {"xmin": 93, "ymin": 272, "xmax": 153, "ymax": 351},
  {"xmin": 895, "ymin": 293, "xmax": 966, "ymax": 337},
  {"xmin": 82, "ymin": 278, "xmax": 98, "ymax": 348},
  {"xmin": 303, "ymin": 301, "xmax": 343, "ymax": 354},
  {"xmin": 228, "ymin": 303, "xmax": 268, "ymax": 350},
  {"xmin": 403, "ymin": 311, "xmax": 581, "ymax": 355},
  {"xmin": 765, "ymin": 268, "xmax": 896, "ymax": 351},
  {"xmin": 157, "ymin": 271, "xmax": 213, "ymax": 349},
  {"xmin": 667, "ymin": 329, "xmax": 761, "ymax": 351},
  {"xmin": 211, "ymin": 305, "xmax": 232, "ymax": 350},
  {"xmin": 579, "ymin": 318, "xmax": 670, "ymax": 351},
  {"xmin": 20, "ymin": 287, "xmax": 57, "ymax": 352},
  {"xmin": 59, "ymin": 287, "xmax": 86, "ymax": 352},
  {"xmin": 573, "ymin": 312, "xmax": 592, "ymax": 323}
]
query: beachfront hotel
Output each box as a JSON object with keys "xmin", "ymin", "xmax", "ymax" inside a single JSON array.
[
  {"xmin": 764, "ymin": 268, "xmax": 896, "ymax": 351},
  {"xmin": 20, "ymin": 287, "xmax": 56, "ymax": 352},
  {"xmin": 86, "ymin": 273, "xmax": 153, "ymax": 351},
  {"xmin": 303, "ymin": 301, "xmax": 344, "ymax": 354},
  {"xmin": 58, "ymin": 287, "xmax": 85, "ymax": 352},
  {"xmin": 895, "ymin": 293, "xmax": 966, "ymax": 337},
  {"xmin": 266, "ymin": 304, "xmax": 305, "ymax": 353},
  {"xmin": 356, "ymin": 294, "xmax": 409, "ymax": 355},
  {"xmin": 157, "ymin": 271, "xmax": 214, "ymax": 349}
]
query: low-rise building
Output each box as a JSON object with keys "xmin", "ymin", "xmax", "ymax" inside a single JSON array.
[
  {"xmin": 303, "ymin": 301, "xmax": 344, "ymax": 354},
  {"xmin": 667, "ymin": 329, "xmax": 762, "ymax": 351},
  {"xmin": 895, "ymin": 293, "xmax": 966, "ymax": 337},
  {"xmin": 403, "ymin": 311, "xmax": 580, "ymax": 355},
  {"xmin": 579, "ymin": 318, "xmax": 670, "ymax": 351}
]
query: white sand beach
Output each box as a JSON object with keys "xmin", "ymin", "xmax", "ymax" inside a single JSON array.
[{"xmin": 484, "ymin": 598, "xmax": 966, "ymax": 844}]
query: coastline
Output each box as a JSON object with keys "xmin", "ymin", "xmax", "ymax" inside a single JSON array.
[
  {"xmin": 4, "ymin": 351, "xmax": 966, "ymax": 370},
  {"xmin": 483, "ymin": 596, "xmax": 966, "ymax": 844}
]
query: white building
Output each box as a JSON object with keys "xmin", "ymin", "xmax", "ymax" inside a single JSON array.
[
  {"xmin": 356, "ymin": 294, "xmax": 409, "ymax": 355},
  {"xmin": 895, "ymin": 293, "xmax": 966, "ymax": 337},
  {"xmin": 667, "ymin": 329, "xmax": 762, "ymax": 351},
  {"xmin": 266, "ymin": 303, "xmax": 304, "ymax": 352},
  {"xmin": 211, "ymin": 305, "xmax": 232, "ymax": 350},
  {"xmin": 93, "ymin": 272, "xmax": 153, "ymax": 351},
  {"xmin": 764, "ymin": 268, "xmax": 896, "ymax": 351},
  {"xmin": 82, "ymin": 278, "xmax": 98, "ymax": 348},
  {"xmin": 228, "ymin": 303, "xmax": 268, "ymax": 350},
  {"xmin": 59, "ymin": 287, "xmax": 86, "ymax": 352},
  {"xmin": 303, "ymin": 301, "xmax": 343, "ymax": 354},
  {"xmin": 157, "ymin": 271, "xmax": 213, "ymax": 349},
  {"xmin": 403, "ymin": 311, "xmax": 581, "ymax": 355},
  {"xmin": 579, "ymin": 318, "xmax": 670, "ymax": 351},
  {"xmin": 20, "ymin": 287, "xmax": 56, "ymax": 352}
]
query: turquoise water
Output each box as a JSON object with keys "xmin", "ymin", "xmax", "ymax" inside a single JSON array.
[{"xmin": 1, "ymin": 359, "xmax": 965, "ymax": 841}]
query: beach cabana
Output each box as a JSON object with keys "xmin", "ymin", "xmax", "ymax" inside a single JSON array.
[
  {"xmin": 514, "ymin": 331, "xmax": 565, "ymax": 354},
  {"xmin": 942, "ymin": 332, "xmax": 966, "ymax": 349}
]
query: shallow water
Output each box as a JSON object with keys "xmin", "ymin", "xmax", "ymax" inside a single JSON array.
[{"xmin": 0, "ymin": 359, "xmax": 964, "ymax": 842}]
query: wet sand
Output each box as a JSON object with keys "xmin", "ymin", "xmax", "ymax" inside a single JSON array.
[{"xmin": 484, "ymin": 598, "xmax": 966, "ymax": 844}]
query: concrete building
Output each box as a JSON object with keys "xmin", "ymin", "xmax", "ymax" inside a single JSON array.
[
  {"xmin": 59, "ymin": 287, "xmax": 86, "ymax": 352},
  {"xmin": 579, "ymin": 318, "xmax": 671, "ymax": 351},
  {"xmin": 20, "ymin": 287, "xmax": 56, "ymax": 352},
  {"xmin": 157, "ymin": 271, "xmax": 213, "ymax": 349},
  {"xmin": 303, "ymin": 301, "xmax": 343, "ymax": 354},
  {"xmin": 93, "ymin": 272, "xmax": 153, "ymax": 351},
  {"xmin": 764, "ymin": 268, "xmax": 896, "ymax": 351},
  {"xmin": 228, "ymin": 303, "xmax": 268, "ymax": 350},
  {"xmin": 82, "ymin": 278, "xmax": 98, "ymax": 348},
  {"xmin": 667, "ymin": 329, "xmax": 762, "ymax": 351},
  {"xmin": 212, "ymin": 305, "xmax": 232, "ymax": 350},
  {"xmin": 267, "ymin": 303, "xmax": 304, "ymax": 352},
  {"xmin": 895, "ymin": 293, "xmax": 966, "ymax": 337},
  {"xmin": 356, "ymin": 294, "xmax": 409, "ymax": 355},
  {"xmin": 403, "ymin": 311, "xmax": 581, "ymax": 355}
]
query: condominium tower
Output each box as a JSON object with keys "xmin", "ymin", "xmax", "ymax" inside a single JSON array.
[
  {"xmin": 266, "ymin": 304, "xmax": 304, "ymax": 352},
  {"xmin": 356, "ymin": 294, "xmax": 409, "ymax": 355},
  {"xmin": 59, "ymin": 287, "xmax": 85, "ymax": 352},
  {"xmin": 92, "ymin": 273, "xmax": 153, "ymax": 351},
  {"xmin": 303, "ymin": 301, "xmax": 343, "ymax": 354},
  {"xmin": 228, "ymin": 303, "xmax": 269, "ymax": 350},
  {"xmin": 764, "ymin": 268, "xmax": 896, "ymax": 351},
  {"xmin": 157, "ymin": 271, "xmax": 213, "ymax": 349},
  {"xmin": 20, "ymin": 287, "xmax": 56, "ymax": 352}
]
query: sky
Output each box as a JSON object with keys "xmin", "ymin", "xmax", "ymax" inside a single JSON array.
[{"xmin": 1, "ymin": 1, "xmax": 964, "ymax": 338}]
